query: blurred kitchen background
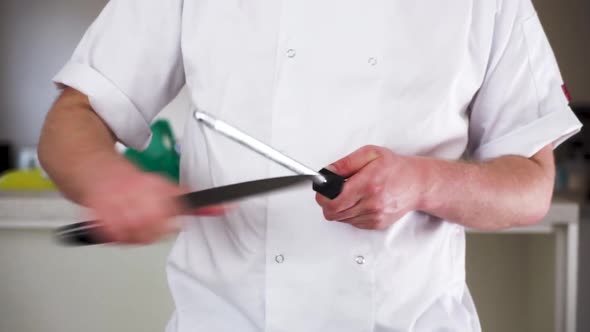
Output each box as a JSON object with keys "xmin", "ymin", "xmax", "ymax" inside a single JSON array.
[{"xmin": 0, "ymin": 0, "xmax": 589, "ymax": 331}]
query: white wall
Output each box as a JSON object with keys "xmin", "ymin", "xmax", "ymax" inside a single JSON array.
[
  {"xmin": 533, "ymin": 0, "xmax": 590, "ymax": 103},
  {"xmin": 518, "ymin": 2, "xmax": 590, "ymax": 331},
  {"xmin": 155, "ymin": 88, "xmax": 191, "ymax": 139},
  {"xmin": 0, "ymin": 0, "xmax": 108, "ymax": 150},
  {"xmin": 0, "ymin": 229, "xmax": 175, "ymax": 332},
  {"xmin": 0, "ymin": 0, "xmax": 191, "ymax": 152},
  {"xmin": 466, "ymin": 234, "xmax": 557, "ymax": 332}
]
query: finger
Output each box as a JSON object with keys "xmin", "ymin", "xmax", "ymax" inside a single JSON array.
[
  {"xmin": 162, "ymin": 217, "xmax": 182, "ymax": 234},
  {"xmin": 318, "ymin": 163, "xmax": 378, "ymax": 215},
  {"xmin": 84, "ymin": 194, "xmax": 123, "ymax": 243},
  {"xmin": 114, "ymin": 202, "xmax": 147, "ymax": 244},
  {"xmin": 134, "ymin": 193, "xmax": 185, "ymax": 244},
  {"xmin": 339, "ymin": 212, "xmax": 401, "ymax": 230},
  {"xmin": 326, "ymin": 145, "xmax": 384, "ymax": 178},
  {"xmin": 338, "ymin": 209, "xmax": 396, "ymax": 229},
  {"xmin": 147, "ymin": 207, "xmax": 181, "ymax": 236},
  {"xmin": 353, "ymin": 223, "xmax": 378, "ymax": 230},
  {"xmin": 337, "ymin": 211, "xmax": 376, "ymax": 224},
  {"xmin": 328, "ymin": 198, "xmax": 371, "ymax": 221},
  {"xmin": 110, "ymin": 192, "xmax": 163, "ymax": 244},
  {"xmin": 316, "ymin": 190, "xmax": 361, "ymax": 219},
  {"xmin": 336, "ymin": 218, "xmax": 373, "ymax": 230},
  {"xmin": 321, "ymin": 197, "xmax": 362, "ymax": 221},
  {"xmin": 121, "ymin": 189, "xmax": 184, "ymax": 242},
  {"xmin": 95, "ymin": 219, "xmax": 121, "ymax": 243},
  {"xmin": 315, "ymin": 190, "xmax": 360, "ymax": 209},
  {"xmin": 127, "ymin": 203, "xmax": 172, "ymax": 245},
  {"xmin": 95, "ymin": 202, "xmax": 129, "ymax": 243}
]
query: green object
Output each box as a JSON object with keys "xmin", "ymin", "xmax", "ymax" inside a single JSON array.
[
  {"xmin": 124, "ymin": 120, "xmax": 180, "ymax": 183},
  {"xmin": 0, "ymin": 169, "xmax": 57, "ymax": 191}
]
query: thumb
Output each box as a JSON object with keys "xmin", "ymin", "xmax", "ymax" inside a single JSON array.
[{"xmin": 326, "ymin": 145, "xmax": 383, "ymax": 178}]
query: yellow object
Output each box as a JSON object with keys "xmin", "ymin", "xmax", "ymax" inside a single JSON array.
[{"xmin": 0, "ymin": 169, "xmax": 57, "ymax": 191}]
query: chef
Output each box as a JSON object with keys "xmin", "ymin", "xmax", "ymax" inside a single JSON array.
[{"xmin": 38, "ymin": 0, "xmax": 581, "ymax": 331}]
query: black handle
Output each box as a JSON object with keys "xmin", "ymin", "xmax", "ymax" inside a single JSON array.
[
  {"xmin": 54, "ymin": 221, "xmax": 104, "ymax": 246},
  {"xmin": 312, "ymin": 168, "xmax": 346, "ymax": 199}
]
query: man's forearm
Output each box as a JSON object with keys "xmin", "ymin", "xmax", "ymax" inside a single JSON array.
[
  {"xmin": 419, "ymin": 145, "xmax": 555, "ymax": 230},
  {"xmin": 39, "ymin": 88, "xmax": 136, "ymax": 204}
]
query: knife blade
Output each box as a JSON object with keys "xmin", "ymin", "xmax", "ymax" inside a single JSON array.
[{"xmin": 55, "ymin": 175, "xmax": 314, "ymax": 246}]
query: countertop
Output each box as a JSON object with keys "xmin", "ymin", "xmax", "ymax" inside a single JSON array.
[{"xmin": 0, "ymin": 192, "xmax": 81, "ymax": 229}]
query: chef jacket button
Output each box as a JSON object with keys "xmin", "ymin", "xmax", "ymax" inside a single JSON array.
[
  {"xmin": 368, "ymin": 57, "xmax": 378, "ymax": 66},
  {"xmin": 275, "ymin": 254, "xmax": 285, "ymax": 264},
  {"xmin": 355, "ymin": 255, "xmax": 366, "ymax": 265},
  {"xmin": 287, "ymin": 49, "xmax": 297, "ymax": 58}
]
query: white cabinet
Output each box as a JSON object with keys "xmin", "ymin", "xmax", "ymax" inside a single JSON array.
[
  {"xmin": 0, "ymin": 194, "xmax": 579, "ymax": 332},
  {"xmin": 466, "ymin": 200, "xmax": 579, "ymax": 332},
  {"xmin": 0, "ymin": 193, "xmax": 174, "ymax": 332},
  {"xmin": 0, "ymin": 231, "xmax": 174, "ymax": 332}
]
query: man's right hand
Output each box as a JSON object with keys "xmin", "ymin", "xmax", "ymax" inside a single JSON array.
[
  {"xmin": 39, "ymin": 88, "xmax": 225, "ymax": 245},
  {"xmin": 80, "ymin": 163, "xmax": 227, "ymax": 244},
  {"xmin": 80, "ymin": 163, "xmax": 184, "ymax": 244}
]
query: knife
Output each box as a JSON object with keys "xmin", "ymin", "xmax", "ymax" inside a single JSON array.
[
  {"xmin": 55, "ymin": 175, "xmax": 315, "ymax": 245},
  {"xmin": 55, "ymin": 110, "xmax": 345, "ymax": 246}
]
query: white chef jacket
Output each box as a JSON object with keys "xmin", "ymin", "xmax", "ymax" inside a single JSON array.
[{"xmin": 54, "ymin": 0, "xmax": 581, "ymax": 331}]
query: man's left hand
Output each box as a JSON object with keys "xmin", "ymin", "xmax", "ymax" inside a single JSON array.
[{"xmin": 315, "ymin": 145, "xmax": 428, "ymax": 230}]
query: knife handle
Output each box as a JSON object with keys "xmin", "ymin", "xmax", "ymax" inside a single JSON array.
[
  {"xmin": 313, "ymin": 168, "xmax": 346, "ymax": 199},
  {"xmin": 55, "ymin": 221, "xmax": 104, "ymax": 246}
]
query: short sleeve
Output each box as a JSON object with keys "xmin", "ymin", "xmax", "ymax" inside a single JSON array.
[
  {"xmin": 53, "ymin": 0, "xmax": 185, "ymax": 150},
  {"xmin": 467, "ymin": 0, "xmax": 581, "ymax": 160}
]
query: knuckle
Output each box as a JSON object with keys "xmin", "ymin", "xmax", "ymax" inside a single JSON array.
[
  {"xmin": 372, "ymin": 213, "xmax": 384, "ymax": 223},
  {"xmin": 367, "ymin": 200, "xmax": 385, "ymax": 214},
  {"xmin": 326, "ymin": 202, "xmax": 339, "ymax": 212},
  {"xmin": 127, "ymin": 226, "xmax": 160, "ymax": 245},
  {"xmin": 104, "ymin": 215, "xmax": 129, "ymax": 236},
  {"xmin": 366, "ymin": 215, "xmax": 381, "ymax": 226},
  {"xmin": 366, "ymin": 183, "xmax": 383, "ymax": 196},
  {"xmin": 120, "ymin": 214, "xmax": 141, "ymax": 232},
  {"xmin": 157, "ymin": 204, "xmax": 177, "ymax": 220},
  {"xmin": 315, "ymin": 194, "xmax": 327, "ymax": 206},
  {"xmin": 323, "ymin": 211, "xmax": 336, "ymax": 221},
  {"xmin": 99, "ymin": 224, "xmax": 120, "ymax": 243},
  {"xmin": 139, "ymin": 201, "xmax": 171, "ymax": 221},
  {"xmin": 334, "ymin": 158, "xmax": 352, "ymax": 174},
  {"xmin": 374, "ymin": 155, "xmax": 388, "ymax": 166},
  {"xmin": 364, "ymin": 145, "xmax": 384, "ymax": 156},
  {"xmin": 378, "ymin": 212, "xmax": 390, "ymax": 222},
  {"xmin": 322, "ymin": 198, "xmax": 340, "ymax": 211},
  {"xmin": 384, "ymin": 151, "xmax": 396, "ymax": 163}
]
